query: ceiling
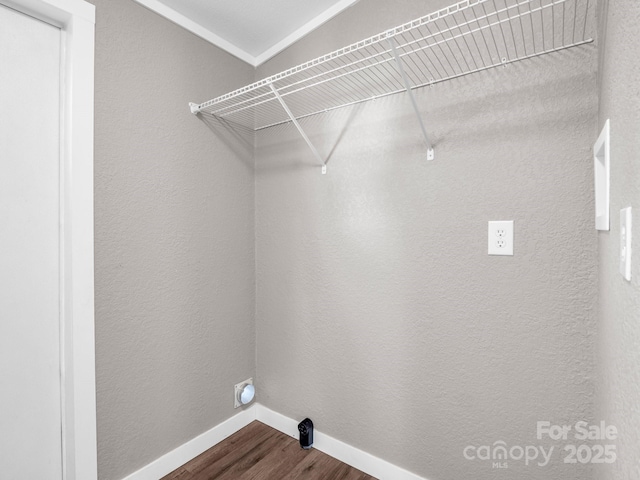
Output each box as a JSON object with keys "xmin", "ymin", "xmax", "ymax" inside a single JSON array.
[{"xmin": 134, "ymin": 0, "xmax": 360, "ymax": 66}]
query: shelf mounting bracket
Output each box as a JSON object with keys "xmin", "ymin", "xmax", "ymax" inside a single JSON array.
[
  {"xmin": 388, "ymin": 37, "xmax": 434, "ymax": 161},
  {"xmin": 269, "ymin": 83, "xmax": 327, "ymax": 174}
]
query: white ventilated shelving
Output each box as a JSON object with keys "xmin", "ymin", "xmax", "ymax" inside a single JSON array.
[{"xmin": 190, "ymin": 0, "xmax": 593, "ymax": 169}]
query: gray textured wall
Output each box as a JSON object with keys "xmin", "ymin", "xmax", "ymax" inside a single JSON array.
[
  {"xmin": 90, "ymin": 1, "xmax": 256, "ymax": 478},
  {"xmin": 255, "ymin": 1, "xmax": 599, "ymax": 479},
  {"xmin": 596, "ymin": 1, "xmax": 640, "ymax": 479},
  {"xmin": 89, "ymin": 0, "xmax": 606, "ymax": 479}
]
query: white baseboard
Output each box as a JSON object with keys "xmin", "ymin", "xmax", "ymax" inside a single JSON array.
[
  {"xmin": 121, "ymin": 403, "xmax": 426, "ymax": 480},
  {"xmin": 255, "ymin": 404, "xmax": 427, "ymax": 480},
  {"xmin": 121, "ymin": 406, "xmax": 256, "ymax": 480}
]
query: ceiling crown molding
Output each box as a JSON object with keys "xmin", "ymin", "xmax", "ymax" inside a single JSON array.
[{"xmin": 134, "ymin": 0, "xmax": 359, "ymax": 67}]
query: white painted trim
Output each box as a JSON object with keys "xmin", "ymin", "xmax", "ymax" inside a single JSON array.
[
  {"xmin": 133, "ymin": 0, "xmax": 255, "ymax": 65},
  {"xmin": 120, "ymin": 404, "xmax": 427, "ymax": 480},
  {"xmin": 122, "ymin": 407, "xmax": 257, "ymax": 480},
  {"xmin": 132, "ymin": 0, "xmax": 360, "ymax": 67},
  {"xmin": 255, "ymin": 405, "xmax": 428, "ymax": 480},
  {"xmin": 1, "ymin": 0, "xmax": 93, "ymax": 24},
  {"xmin": 63, "ymin": 11, "xmax": 97, "ymax": 480},
  {"xmin": 594, "ymin": 119, "xmax": 610, "ymax": 231},
  {"xmin": 0, "ymin": 1, "xmax": 97, "ymax": 479},
  {"xmin": 253, "ymin": 0, "xmax": 360, "ymax": 66}
]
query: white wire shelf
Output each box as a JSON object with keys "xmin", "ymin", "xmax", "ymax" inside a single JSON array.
[{"xmin": 190, "ymin": 0, "xmax": 593, "ymax": 166}]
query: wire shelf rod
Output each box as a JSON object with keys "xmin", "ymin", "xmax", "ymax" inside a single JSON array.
[
  {"xmin": 195, "ymin": 0, "xmax": 497, "ymax": 112},
  {"xmin": 190, "ymin": 0, "xmax": 593, "ymax": 137},
  {"xmin": 216, "ymin": 52, "xmax": 401, "ymax": 120},
  {"xmin": 255, "ymin": 37, "xmax": 592, "ymax": 131},
  {"xmin": 395, "ymin": 0, "xmax": 577, "ymax": 60},
  {"xmin": 208, "ymin": 0, "xmax": 578, "ymax": 122}
]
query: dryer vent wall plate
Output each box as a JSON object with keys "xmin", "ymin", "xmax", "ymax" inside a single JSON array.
[
  {"xmin": 234, "ymin": 378, "xmax": 255, "ymax": 408},
  {"xmin": 594, "ymin": 119, "xmax": 610, "ymax": 231}
]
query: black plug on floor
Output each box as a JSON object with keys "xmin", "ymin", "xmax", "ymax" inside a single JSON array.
[{"xmin": 298, "ymin": 418, "xmax": 314, "ymax": 449}]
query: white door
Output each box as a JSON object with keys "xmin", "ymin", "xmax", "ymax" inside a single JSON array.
[{"xmin": 0, "ymin": 4, "xmax": 63, "ymax": 478}]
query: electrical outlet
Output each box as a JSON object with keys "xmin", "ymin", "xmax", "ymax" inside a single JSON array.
[
  {"xmin": 620, "ymin": 207, "xmax": 632, "ymax": 281},
  {"xmin": 488, "ymin": 221, "xmax": 514, "ymax": 256}
]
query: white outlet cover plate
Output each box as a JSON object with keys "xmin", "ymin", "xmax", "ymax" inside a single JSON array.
[
  {"xmin": 620, "ymin": 207, "xmax": 632, "ymax": 281},
  {"xmin": 488, "ymin": 221, "xmax": 514, "ymax": 256}
]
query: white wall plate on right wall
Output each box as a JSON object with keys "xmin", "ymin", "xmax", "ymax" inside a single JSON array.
[
  {"xmin": 594, "ymin": 119, "xmax": 610, "ymax": 231},
  {"xmin": 620, "ymin": 207, "xmax": 632, "ymax": 281}
]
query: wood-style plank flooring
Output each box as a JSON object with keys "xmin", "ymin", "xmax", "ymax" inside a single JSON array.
[{"xmin": 161, "ymin": 421, "xmax": 377, "ymax": 480}]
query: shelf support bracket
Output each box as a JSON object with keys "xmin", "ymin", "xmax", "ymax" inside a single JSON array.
[
  {"xmin": 269, "ymin": 83, "xmax": 327, "ymax": 174},
  {"xmin": 388, "ymin": 37, "xmax": 434, "ymax": 161}
]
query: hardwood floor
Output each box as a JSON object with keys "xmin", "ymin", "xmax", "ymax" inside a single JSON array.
[{"xmin": 161, "ymin": 421, "xmax": 377, "ymax": 480}]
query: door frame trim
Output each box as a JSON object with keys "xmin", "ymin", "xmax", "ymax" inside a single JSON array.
[{"xmin": 0, "ymin": 1, "xmax": 97, "ymax": 479}]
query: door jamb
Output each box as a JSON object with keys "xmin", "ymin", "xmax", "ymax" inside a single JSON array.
[{"xmin": 0, "ymin": 1, "xmax": 97, "ymax": 479}]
